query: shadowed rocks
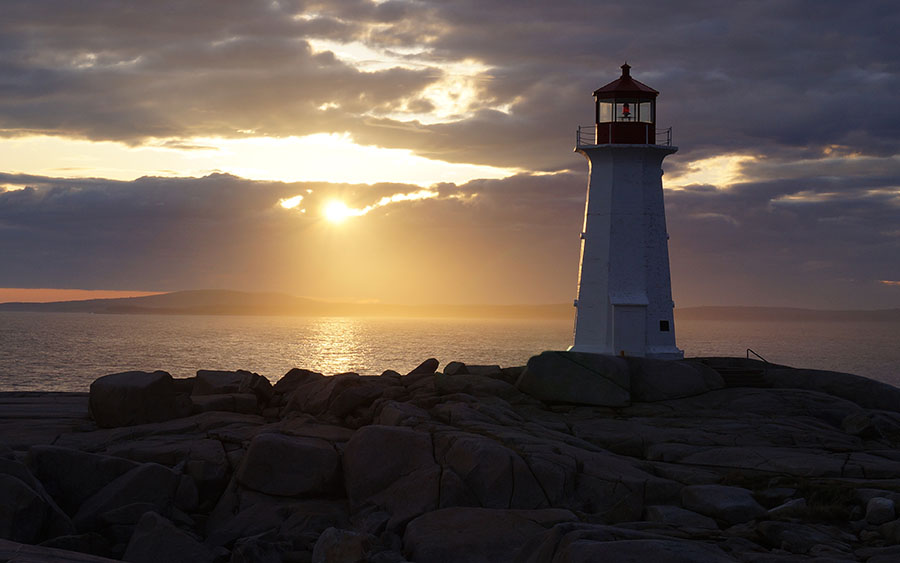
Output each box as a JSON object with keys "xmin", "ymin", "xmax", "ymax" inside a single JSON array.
[
  {"xmin": 1, "ymin": 354, "xmax": 900, "ymax": 561},
  {"xmin": 89, "ymin": 371, "xmax": 191, "ymax": 428}
]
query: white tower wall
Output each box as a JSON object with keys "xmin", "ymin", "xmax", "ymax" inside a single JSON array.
[{"xmin": 571, "ymin": 144, "xmax": 682, "ymax": 359}]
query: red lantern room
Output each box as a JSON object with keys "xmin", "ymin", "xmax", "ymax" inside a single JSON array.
[{"xmin": 593, "ymin": 63, "xmax": 658, "ymax": 144}]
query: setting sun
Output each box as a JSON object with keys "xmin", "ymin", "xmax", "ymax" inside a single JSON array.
[{"xmin": 323, "ymin": 200, "xmax": 359, "ymax": 223}]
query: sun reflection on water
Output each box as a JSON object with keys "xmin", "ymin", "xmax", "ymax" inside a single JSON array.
[{"xmin": 302, "ymin": 317, "xmax": 367, "ymax": 374}]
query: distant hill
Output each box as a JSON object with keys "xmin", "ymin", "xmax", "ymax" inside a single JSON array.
[
  {"xmin": 2, "ymin": 291, "xmax": 898, "ymax": 322},
  {"xmin": 675, "ymin": 306, "xmax": 900, "ymax": 322},
  {"xmin": 0, "ymin": 289, "xmax": 574, "ymax": 320}
]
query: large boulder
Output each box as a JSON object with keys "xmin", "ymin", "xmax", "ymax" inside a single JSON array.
[
  {"xmin": 867, "ymin": 497, "xmax": 896, "ymax": 525},
  {"xmin": 627, "ymin": 358, "xmax": 725, "ymax": 402},
  {"xmin": 681, "ymin": 484, "xmax": 766, "ymax": 525},
  {"xmin": 408, "ymin": 358, "xmax": 439, "ymax": 375},
  {"xmin": 281, "ymin": 373, "xmax": 399, "ymax": 421},
  {"xmin": 311, "ymin": 527, "xmax": 374, "ymax": 563},
  {"xmin": 434, "ymin": 432, "xmax": 547, "ymax": 509},
  {"xmin": 0, "ymin": 474, "xmax": 50, "ymax": 543},
  {"xmin": 565, "ymin": 447, "xmax": 680, "ymax": 522},
  {"xmin": 26, "ymin": 446, "xmax": 140, "ymax": 516},
  {"xmin": 342, "ymin": 425, "xmax": 440, "ymax": 529},
  {"xmin": 193, "ymin": 370, "xmax": 273, "ymax": 406},
  {"xmin": 434, "ymin": 374, "xmax": 520, "ymax": 400},
  {"xmin": 123, "ymin": 511, "xmax": 215, "ymax": 563},
  {"xmin": 236, "ymin": 433, "xmax": 340, "ymax": 497},
  {"xmin": 89, "ymin": 371, "xmax": 190, "ymax": 428},
  {"xmin": 73, "ymin": 463, "xmax": 180, "ymax": 531},
  {"xmin": 516, "ymin": 351, "xmax": 630, "ymax": 407},
  {"xmin": 272, "ymin": 368, "xmax": 325, "ymax": 395},
  {"xmin": 206, "ymin": 498, "xmax": 348, "ymax": 550},
  {"xmin": 766, "ymin": 367, "xmax": 900, "ymax": 412},
  {"xmin": 756, "ymin": 521, "xmax": 855, "ymax": 555},
  {"xmin": 0, "ymin": 456, "xmax": 76, "ymax": 542}
]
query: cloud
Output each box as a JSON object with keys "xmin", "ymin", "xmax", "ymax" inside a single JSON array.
[
  {"xmin": 2, "ymin": 166, "xmax": 899, "ymax": 308},
  {"xmin": 1, "ymin": 0, "xmax": 896, "ymax": 173},
  {"xmin": 666, "ymin": 175, "xmax": 900, "ymax": 308},
  {"xmin": 0, "ymin": 171, "xmax": 584, "ymax": 303},
  {"xmin": 1, "ymin": 1, "xmax": 899, "ymax": 308}
]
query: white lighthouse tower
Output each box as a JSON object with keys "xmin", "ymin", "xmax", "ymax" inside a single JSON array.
[{"xmin": 570, "ymin": 63, "xmax": 682, "ymax": 359}]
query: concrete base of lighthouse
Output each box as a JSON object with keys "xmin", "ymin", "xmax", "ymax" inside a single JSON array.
[
  {"xmin": 571, "ymin": 143, "xmax": 683, "ymax": 360},
  {"xmin": 567, "ymin": 344, "xmax": 683, "ymax": 360}
]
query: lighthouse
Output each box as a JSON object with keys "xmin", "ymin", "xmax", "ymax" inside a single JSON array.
[{"xmin": 570, "ymin": 63, "xmax": 682, "ymax": 359}]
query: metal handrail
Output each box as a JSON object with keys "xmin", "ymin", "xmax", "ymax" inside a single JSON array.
[
  {"xmin": 576, "ymin": 125, "xmax": 595, "ymax": 146},
  {"xmin": 656, "ymin": 127, "xmax": 672, "ymax": 146},
  {"xmin": 575, "ymin": 125, "xmax": 673, "ymax": 147},
  {"xmin": 746, "ymin": 348, "xmax": 769, "ymax": 378}
]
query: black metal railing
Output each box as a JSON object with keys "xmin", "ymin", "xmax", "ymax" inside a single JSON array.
[
  {"xmin": 575, "ymin": 125, "xmax": 673, "ymax": 147},
  {"xmin": 746, "ymin": 348, "xmax": 770, "ymax": 378}
]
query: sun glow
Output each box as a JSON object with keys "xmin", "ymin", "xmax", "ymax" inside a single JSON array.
[
  {"xmin": 321, "ymin": 189, "xmax": 440, "ymax": 223},
  {"xmin": 324, "ymin": 201, "xmax": 363, "ymax": 223},
  {"xmin": 0, "ymin": 134, "xmax": 516, "ymax": 186},
  {"xmin": 279, "ymin": 195, "xmax": 304, "ymax": 209},
  {"xmin": 666, "ymin": 154, "xmax": 756, "ymax": 190}
]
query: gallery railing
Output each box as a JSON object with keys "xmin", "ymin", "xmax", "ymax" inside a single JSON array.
[{"xmin": 575, "ymin": 125, "xmax": 673, "ymax": 147}]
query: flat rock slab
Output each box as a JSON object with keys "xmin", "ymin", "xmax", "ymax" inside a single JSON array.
[
  {"xmin": 0, "ymin": 393, "xmax": 90, "ymax": 419},
  {"xmin": 767, "ymin": 367, "xmax": 900, "ymax": 412},
  {"xmin": 0, "ymin": 538, "xmax": 119, "ymax": 562},
  {"xmin": 404, "ymin": 507, "xmax": 577, "ymax": 563},
  {"xmin": 0, "ymin": 393, "xmax": 94, "ymax": 449},
  {"xmin": 627, "ymin": 358, "xmax": 724, "ymax": 401},
  {"xmin": 517, "ymin": 351, "xmax": 630, "ymax": 406}
]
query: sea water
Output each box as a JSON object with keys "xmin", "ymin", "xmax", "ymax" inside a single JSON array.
[{"xmin": 1, "ymin": 311, "xmax": 898, "ymax": 392}]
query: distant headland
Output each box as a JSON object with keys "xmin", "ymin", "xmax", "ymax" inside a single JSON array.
[{"xmin": 1, "ymin": 289, "xmax": 899, "ymax": 322}]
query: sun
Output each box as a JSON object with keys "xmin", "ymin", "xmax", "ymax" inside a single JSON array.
[{"xmin": 323, "ymin": 200, "xmax": 356, "ymax": 223}]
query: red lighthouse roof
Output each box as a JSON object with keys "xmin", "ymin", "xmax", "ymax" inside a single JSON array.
[{"xmin": 593, "ymin": 63, "xmax": 658, "ymax": 98}]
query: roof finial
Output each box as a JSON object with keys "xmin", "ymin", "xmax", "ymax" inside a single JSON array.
[{"xmin": 621, "ymin": 62, "xmax": 631, "ymax": 77}]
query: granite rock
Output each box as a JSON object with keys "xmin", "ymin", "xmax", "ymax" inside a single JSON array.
[
  {"xmin": 89, "ymin": 371, "xmax": 190, "ymax": 428},
  {"xmin": 236, "ymin": 433, "xmax": 340, "ymax": 497},
  {"xmin": 7, "ymin": 356, "xmax": 900, "ymax": 562},
  {"xmin": 627, "ymin": 357, "xmax": 725, "ymax": 401},
  {"xmin": 681, "ymin": 484, "xmax": 766, "ymax": 525},
  {"xmin": 516, "ymin": 351, "xmax": 630, "ymax": 407},
  {"xmin": 404, "ymin": 507, "xmax": 576, "ymax": 563},
  {"xmin": 122, "ymin": 511, "xmax": 215, "ymax": 563},
  {"xmin": 867, "ymin": 497, "xmax": 896, "ymax": 525}
]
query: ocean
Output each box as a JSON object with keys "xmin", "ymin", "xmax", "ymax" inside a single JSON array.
[{"xmin": 1, "ymin": 311, "xmax": 898, "ymax": 392}]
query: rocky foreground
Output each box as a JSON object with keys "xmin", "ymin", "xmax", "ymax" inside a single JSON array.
[{"xmin": 2, "ymin": 352, "xmax": 900, "ymax": 562}]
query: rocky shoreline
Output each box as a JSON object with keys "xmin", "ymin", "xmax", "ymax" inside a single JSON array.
[{"xmin": 2, "ymin": 352, "xmax": 900, "ymax": 562}]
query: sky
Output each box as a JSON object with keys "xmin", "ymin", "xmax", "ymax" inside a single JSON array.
[{"xmin": 1, "ymin": 0, "xmax": 898, "ymax": 309}]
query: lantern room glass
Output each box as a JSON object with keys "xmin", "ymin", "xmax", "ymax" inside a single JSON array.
[
  {"xmin": 597, "ymin": 99, "xmax": 655, "ymax": 124},
  {"xmin": 638, "ymin": 101, "xmax": 653, "ymax": 124},
  {"xmin": 598, "ymin": 101, "xmax": 613, "ymax": 122}
]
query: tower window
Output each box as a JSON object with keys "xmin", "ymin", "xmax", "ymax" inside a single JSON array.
[
  {"xmin": 659, "ymin": 320, "xmax": 670, "ymax": 332},
  {"xmin": 598, "ymin": 101, "xmax": 613, "ymax": 122}
]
